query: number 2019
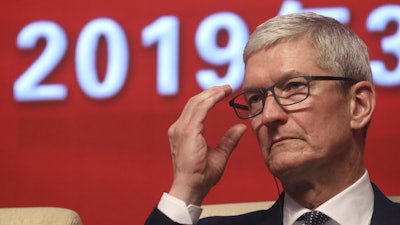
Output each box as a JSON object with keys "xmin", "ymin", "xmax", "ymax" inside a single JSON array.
[{"xmin": 14, "ymin": 13, "xmax": 247, "ymax": 102}]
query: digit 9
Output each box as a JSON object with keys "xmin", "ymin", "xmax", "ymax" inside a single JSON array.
[{"xmin": 195, "ymin": 12, "xmax": 249, "ymax": 92}]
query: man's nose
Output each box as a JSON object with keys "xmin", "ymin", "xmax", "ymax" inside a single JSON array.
[{"xmin": 260, "ymin": 94, "xmax": 288, "ymax": 126}]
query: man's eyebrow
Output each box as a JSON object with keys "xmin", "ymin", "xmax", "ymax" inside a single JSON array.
[
  {"xmin": 242, "ymin": 86, "xmax": 261, "ymax": 92},
  {"xmin": 242, "ymin": 70, "xmax": 306, "ymax": 92},
  {"xmin": 281, "ymin": 70, "xmax": 305, "ymax": 77}
]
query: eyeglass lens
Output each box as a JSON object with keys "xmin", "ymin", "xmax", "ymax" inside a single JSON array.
[{"xmin": 232, "ymin": 76, "xmax": 311, "ymax": 118}]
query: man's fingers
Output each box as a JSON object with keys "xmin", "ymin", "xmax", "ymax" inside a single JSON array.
[
  {"xmin": 169, "ymin": 85, "xmax": 234, "ymax": 150},
  {"xmin": 167, "ymin": 85, "xmax": 243, "ymax": 206},
  {"xmin": 179, "ymin": 85, "xmax": 232, "ymax": 126},
  {"xmin": 216, "ymin": 123, "xmax": 247, "ymax": 158}
]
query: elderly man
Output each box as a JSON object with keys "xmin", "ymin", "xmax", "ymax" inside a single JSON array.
[{"xmin": 145, "ymin": 12, "xmax": 400, "ymax": 225}]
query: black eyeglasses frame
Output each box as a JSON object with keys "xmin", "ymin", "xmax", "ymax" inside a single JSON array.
[{"xmin": 229, "ymin": 75, "xmax": 358, "ymax": 119}]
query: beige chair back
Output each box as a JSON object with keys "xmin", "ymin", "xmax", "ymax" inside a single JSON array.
[{"xmin": 0, "ymin": 207, "xmax": 82, "ymax": 225}]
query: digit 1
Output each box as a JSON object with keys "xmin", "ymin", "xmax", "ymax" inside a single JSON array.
[{"xmin": 142, "ymin": 16, "xmax": 180, "ymax": 96}]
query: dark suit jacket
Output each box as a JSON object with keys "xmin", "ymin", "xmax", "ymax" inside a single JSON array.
[{"xmin": 144, "ymin": 183, "xmax": 400, "ymax": 225}]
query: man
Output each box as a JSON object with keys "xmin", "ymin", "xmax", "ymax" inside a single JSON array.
[{"xmin": 145, "ymin": 12, "xmax": 400, "ymax": 225}]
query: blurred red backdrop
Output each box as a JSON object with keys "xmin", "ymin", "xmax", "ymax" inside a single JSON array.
[{"xmin": 1, "ymin": 0, "xmax": 400, "ymax": 225}]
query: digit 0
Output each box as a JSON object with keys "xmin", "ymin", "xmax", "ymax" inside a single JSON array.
[{"xmin": 76, "ymin": 18, "xmax": 129, "ymax": 99}]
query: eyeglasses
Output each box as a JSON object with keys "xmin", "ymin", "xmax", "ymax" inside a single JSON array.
[{"xmin": 229, "ymin": 76, "xmax": 358, "ymax": 119}]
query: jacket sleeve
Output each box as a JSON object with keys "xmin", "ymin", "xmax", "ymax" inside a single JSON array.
[{"xmin": 144, "ymin": 207, "xmax": 183, "ymax": 225}]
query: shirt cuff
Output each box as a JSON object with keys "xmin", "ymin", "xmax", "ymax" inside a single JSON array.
[{"xmin": 157, "ymin": 192, "xmax": 203, "ymax": 225}]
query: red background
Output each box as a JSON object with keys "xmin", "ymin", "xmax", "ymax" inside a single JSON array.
[{"xmin": 1, "ymin": 1, "xmax": 399, "ymax": 225}]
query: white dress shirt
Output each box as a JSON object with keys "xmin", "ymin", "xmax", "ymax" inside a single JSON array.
[
  {"xmin": 285, "ymin": 170, "xmax": 374, "ymax": 225},
  {"xmin": 157, "ymin": 170, "xmax": 374, "ymax": 225},
  {"xmin": 158, "ymin": 192, "xmax": 202, "ymax": 224}
]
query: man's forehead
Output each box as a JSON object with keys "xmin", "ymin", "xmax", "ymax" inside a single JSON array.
[{"xmin": 242, "ymin": 40, "xmax": 321, "ymax": 90}]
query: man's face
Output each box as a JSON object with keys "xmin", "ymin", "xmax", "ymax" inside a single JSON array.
[{"xmin": 244, "ymin": 38, "xmax": 355, "ymax": 182}]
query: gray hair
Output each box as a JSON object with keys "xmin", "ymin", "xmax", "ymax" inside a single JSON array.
[{"xmin": 243, "ymin": 12, "xmax": 373, "ymax": 83}]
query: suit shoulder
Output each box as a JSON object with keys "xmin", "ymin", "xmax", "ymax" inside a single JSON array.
[{"xmin": 371, "ymin": 183, "xmax": 400, "ymax": 225}]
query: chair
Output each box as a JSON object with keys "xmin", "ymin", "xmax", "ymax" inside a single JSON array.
[
  {"xmin": 200, "ymin": 196, "xmax": 400, "ymax": 218},
  {"xmin": 0, "ymin": 207, "xmax": 82, "ymax": 225},
  {"xmin": 200, "ymin": 201, "xmax": 274, "ymax": 218}
]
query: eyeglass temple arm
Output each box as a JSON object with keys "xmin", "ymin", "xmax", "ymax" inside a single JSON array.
[{"xmin": 229, "ymin": 102, "xmax": 249, "ymax": 110}]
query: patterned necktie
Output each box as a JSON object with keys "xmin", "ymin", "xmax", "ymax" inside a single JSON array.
[{"xmin": 303, "ymin": 211, "xmax": 330, "ymax": 225}]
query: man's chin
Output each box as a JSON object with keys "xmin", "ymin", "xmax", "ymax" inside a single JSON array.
[{"xmin": 266, "ymin": 157, "xmax": 307, "ymax": 180}]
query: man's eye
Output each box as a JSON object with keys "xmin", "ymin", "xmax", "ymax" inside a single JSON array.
[
  {"xmin": 284, "ymin": 81, "xmax": 307, "ymax": 91},
  {"xmin": 247, "ymin": 94, "xmax": 264, "ymax": 105}
]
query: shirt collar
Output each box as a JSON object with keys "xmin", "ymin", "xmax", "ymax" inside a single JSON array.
[{"xmin": 283, "ymin": 170, "xmax": 374, "ymax": 225}]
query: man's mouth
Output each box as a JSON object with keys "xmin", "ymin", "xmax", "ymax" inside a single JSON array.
[{"xmin": 270, "ymin": 137, "xmax": 297, "ymax": 151}]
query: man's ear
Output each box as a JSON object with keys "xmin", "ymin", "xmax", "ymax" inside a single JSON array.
[{"xmin": 349, "ymin": 81, "xmax": 376, "ymax": 130}]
